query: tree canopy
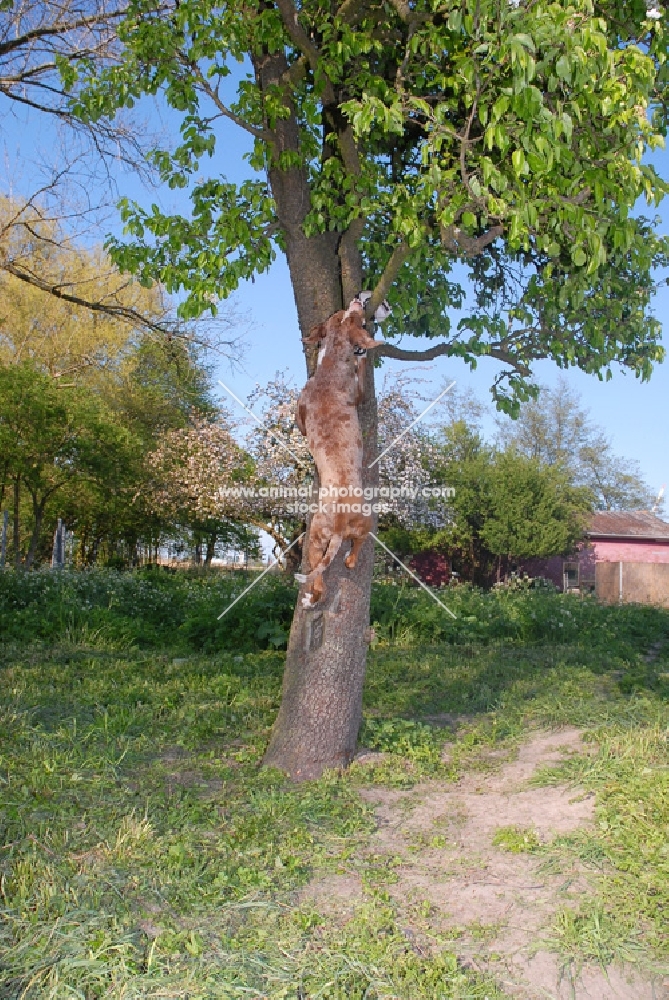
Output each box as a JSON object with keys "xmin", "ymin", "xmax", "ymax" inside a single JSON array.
[{"xmin": 72, "ymin": 0, "xmax": 669, "ymax": 408}]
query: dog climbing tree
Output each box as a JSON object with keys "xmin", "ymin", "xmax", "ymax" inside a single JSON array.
[{"xmin": 84, "ymin": 0, "xmax": 668, "ymax": 778}]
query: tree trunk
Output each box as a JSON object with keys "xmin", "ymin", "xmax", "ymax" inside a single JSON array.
[
  {"xmin": 24, "ymin": 492, "xmax": 45, "ymax": 570},
  {"xmin": 205, "ymin": 531, "xmax": 217, "ymax": 566},
  {"xmin": 0, "ymin": 460, "xmax": 8, "ymax": 510},
  {"xmin": 282, "ymin": 524, "xmax": 305, "ymax": 576},
  {"xmin": 263, "ymin": 355, "xmax": 378, "ymax": 780},
  {"xmin": 253, "ymin": 43, "xmax": 377, "ymax": 780},
  {"xmin": 13, "ymin": 476, "xmax": 20, "ymax": 569}
]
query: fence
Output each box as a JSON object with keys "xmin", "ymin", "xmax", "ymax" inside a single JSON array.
[{"xmin": 596, "ymin": 560, "xmax": 669, "ymax": 608}]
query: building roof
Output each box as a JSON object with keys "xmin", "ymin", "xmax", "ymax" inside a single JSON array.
[{"xmin": 587, "ymin": 510, "xmax": 669, "ymax": 541}]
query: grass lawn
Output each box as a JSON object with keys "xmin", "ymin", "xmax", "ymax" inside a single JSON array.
[{"xmin": 0, "ymin": 572, "xmax": 668, "ymax": 998}]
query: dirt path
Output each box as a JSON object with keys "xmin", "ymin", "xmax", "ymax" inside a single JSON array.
[{"xmin": 303, "ymin": 729, "xmax": 665, "ymax": 1000}]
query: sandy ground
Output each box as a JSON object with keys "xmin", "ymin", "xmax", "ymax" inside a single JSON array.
[{"xmin": 302, "ymin": 728, "xmax": 667, "ymax": 1000}]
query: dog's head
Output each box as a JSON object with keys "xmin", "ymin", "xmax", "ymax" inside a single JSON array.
[{"xmin": 304, "ymin": 303, "xmax": 383, "ymax": 354}]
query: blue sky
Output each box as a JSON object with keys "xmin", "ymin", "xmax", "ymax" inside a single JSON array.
[{"xmin": 2, "ymin": 86, "xmax": 668, "ymax": 499}]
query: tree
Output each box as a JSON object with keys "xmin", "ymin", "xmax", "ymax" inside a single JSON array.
[
  {"xmin": 60, "ymin": 336, "xmax": 224, "ymax": 565},
  {"xmin": 247, "ymin": 374, "xmax": 314, "ymax": 571},
  {"xmin": 82, "ymin": 0, "xmax": 669, "ymax": 777},
  {"xmin": 0, "ymin": 197, "xmax": 168, "ymax": 378},
  {"xmin": 0, "ymin": 195, "xmax": 247, "ymax": 357},
  {"xmin": 416, "ymin": 419, "xmax": 592, "ymax": 584},
  {"xmin": 497, "ymin": 377, "xmax": 659, "ymax": 510},
  {"xmin": 422, "ymin": 419, "xmax": 496, "ymax": 584},
  {"xmin": 0, "ymin": 0, "xmax": 140, "ymax": 156},
  {"xmin": 0, "ymin": 361, "xmax": 135, "ymax": 568},
  {"xmin": 147, "ymin": 411, "xmax": 256, "ymax": 564},
  {"xmin": 0, "ymin": 3, "xmax": 247, "ymax": 355},
  {"xmin": 479, "ymin": 450, "xmax": 590, "ymax": 579},
  {"xmin": 0, "ymin": 206, "xmax": 240, "ymax": 565},
  {"xmin": 0, "ymin": 1, "xmax": 164, "ymax": 330}
]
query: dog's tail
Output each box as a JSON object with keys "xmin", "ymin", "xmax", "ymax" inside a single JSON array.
[{"xmin": 294, "ymin": 533, "xmax": 343, "ymax": 585}]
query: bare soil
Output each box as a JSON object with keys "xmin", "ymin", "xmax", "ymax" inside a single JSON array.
[{"xmin": 302, "ymin": 728, "xmax": 666, "ymax": 1000}]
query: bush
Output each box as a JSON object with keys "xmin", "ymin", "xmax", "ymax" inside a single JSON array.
[
  {"xmin": 1, "ymin": 569, "xmax": 667, "ymax": 657},
  {"xmin": 370, "ymin": 580, "xmax": 669, "ymax": 656},
  {"xmin": 0, "ymin": 568, "xmax": 297, "ymax": 653}
]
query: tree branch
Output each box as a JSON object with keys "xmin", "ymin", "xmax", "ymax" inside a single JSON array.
[
  {"xmin": 2, "ymin": 260, "xmax": 172, "ymax": 336},
  {"xmin": 367, "ymin": 242, "xmax": 410, "ymax": 317},
  {"xmin": 182, "ymin": 57, "xmax": 274, "ymax": 143},
  {"xmin": 377, "ymin": 339, "xmax": 531, "ymax": 377},
  {"xmin": 440, "ymin": 224, "xmax": 504, "ymax": 257},
  {"xmin": 280, "ymin": 54, "xmax": 308, "ymax": 88},
  {"xmin": 348, "ymin": 0, "xmax": 430, "ymax": 26},
  {"xmin": 274, "ymin": 0, "xmax": 323, "ymax": 72},
  {"xmin": 0, "ymin": 9, "xmax": 126, "ymax": 59},
  {"xmin": 377, "ymin": 342, "xmax": 454, "ymax": 361}
]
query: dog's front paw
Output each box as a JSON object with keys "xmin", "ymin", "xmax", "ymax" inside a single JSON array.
[
  {"xmin": 301, "ymin": 594, "xmax": 316, "ymax": 609},
  {"xmin": 344, "ymin": 554, "xmax": 357, "ymax": 570},
  {"xmin": 294, "ymin": 573, "xmax": 307, "ymax": 583}
]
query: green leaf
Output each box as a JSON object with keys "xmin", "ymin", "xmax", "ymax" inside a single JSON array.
[
  {"xmin": 512, "ymin": 149, "xmax": 526, "ymax": 175},
  {"xmin": 555, "ymin": 55, "xmax": 571, "ymax": 83}
]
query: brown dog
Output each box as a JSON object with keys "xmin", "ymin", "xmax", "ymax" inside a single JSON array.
[{"xmin": 295, "ymin": 300, "xmax": 383, "ymax": 606}]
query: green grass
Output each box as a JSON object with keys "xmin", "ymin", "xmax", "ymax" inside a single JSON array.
[
  {"xmin": 0, "ymin": 570, "xmax": 668, "ymax": 997},
  {"xmin": 532, "ymin": 716, "xmax": 669, "ymax": 971},
  {"xmin": 491, "ymin": 825, "xmax": 542, "ymax": 854}
]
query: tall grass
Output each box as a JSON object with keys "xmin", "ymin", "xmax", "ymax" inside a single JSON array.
[{"xmin": 1, "ymin": 567, "xmax": 667, "ymax": 657}]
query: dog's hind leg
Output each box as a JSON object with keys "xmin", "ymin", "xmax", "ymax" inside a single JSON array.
[
  {"xmin": 295, "ymin": 532, "xmax": 343, "ymax": 585},
  {"xmin": 344, "ymin": 535, "xmax": 367, "ymax": 570}
]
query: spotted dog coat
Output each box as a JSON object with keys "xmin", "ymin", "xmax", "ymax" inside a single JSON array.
[{"xmin": 295, "ymin": 299, "xmax": 383, "ymax": 607}]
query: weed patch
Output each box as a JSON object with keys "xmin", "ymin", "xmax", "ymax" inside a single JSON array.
[{"xmin": 492, "ymin": 825, "xmax": 542, "ymax": 854}]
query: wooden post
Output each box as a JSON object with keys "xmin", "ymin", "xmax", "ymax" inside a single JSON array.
[
  {"xmin": 52, "ymin": 519, "xmax": 65, "ymax": 569},
  {"xmin": 0, "ymin": 510, "xmax": 7, "ymax": 569}
]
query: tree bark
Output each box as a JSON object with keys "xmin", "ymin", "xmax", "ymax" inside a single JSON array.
[
  {"xmin": 13, "ymin": 476, "xmax": 20, "ymax": 569},
  {"xmin": 263, "ymin": 354, "xmax": 378, "ymax": 780},
  {"xmin": 253, "ymin": 42, "xmax": 377, "ymax": 780},
  {"xmin": 0, "ymin": 460, "xmax": 8, "ymax": 510},
  {"xmin": 24, "ymin": 492, "xmax": 45, "ymax": 570},
  {"xmin": 205, "ymin": 531, "xmax": 217, "ymax": 566}
]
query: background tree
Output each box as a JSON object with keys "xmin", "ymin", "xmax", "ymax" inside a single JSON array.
[
  {"xmin": 0, "ymin": 0, "xmax": 140, "ymax": 157},
  {"xmin": 55, "ymin": 338, "xmax": 224, "ymax": 565},
  {"xmin": 0, "ymin": 215, "xmax": 233, "ymax": 566},
  {"xmin": 0, "ymin": 0, "xmax": 167, "ymax": 335},
  {"xmin": 497, "ymin": 377, "xmax": 660, "ymax": 510},
  {"xmin": 247, "ymin": 374, "xmax": 314, "ymax": 571},
  {"xmin": 0, "ymin": 195, "xmax": 247, "ymax": 357},
  {"xmin": 0, "ymin": 361, "xmax": 135, "ymax": 568},
  {"xmin": 479, "ymin": 450, "xmax": 591, "ymax": 581},
  {"xmin": 0, "ymin": 197, "xmax": 167, "ymax": 377},
  {"xmin": 147, "ymin": 411, "xmax": 257, "ymax": 565},
  {"xmin": 79, "ymin": 0, "xmax": 669, "ymax": 778},
  {"xmin": 402, "ymin": 429, "xmax": 591, "ymax": 585}
]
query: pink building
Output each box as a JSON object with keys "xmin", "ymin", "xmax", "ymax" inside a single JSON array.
[
  {"xmin": 583, "ymin": 511, "xmax": 669, "ymax": 607},
  {"xmin": 517, "ymin": 511, "xmax": 669, "ymax": 606}
]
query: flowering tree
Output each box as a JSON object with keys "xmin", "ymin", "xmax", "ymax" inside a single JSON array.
[
  {"xmin": 247, "ymin": 375, "xmax": 313, "ymax": 567},
  {"xmin": 376, "ymin": 378, "xmax": 452, "ymax": 530},
  {"xmin": 147, "ymin": 411, "xmax": 256, "ymax": 563}
]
